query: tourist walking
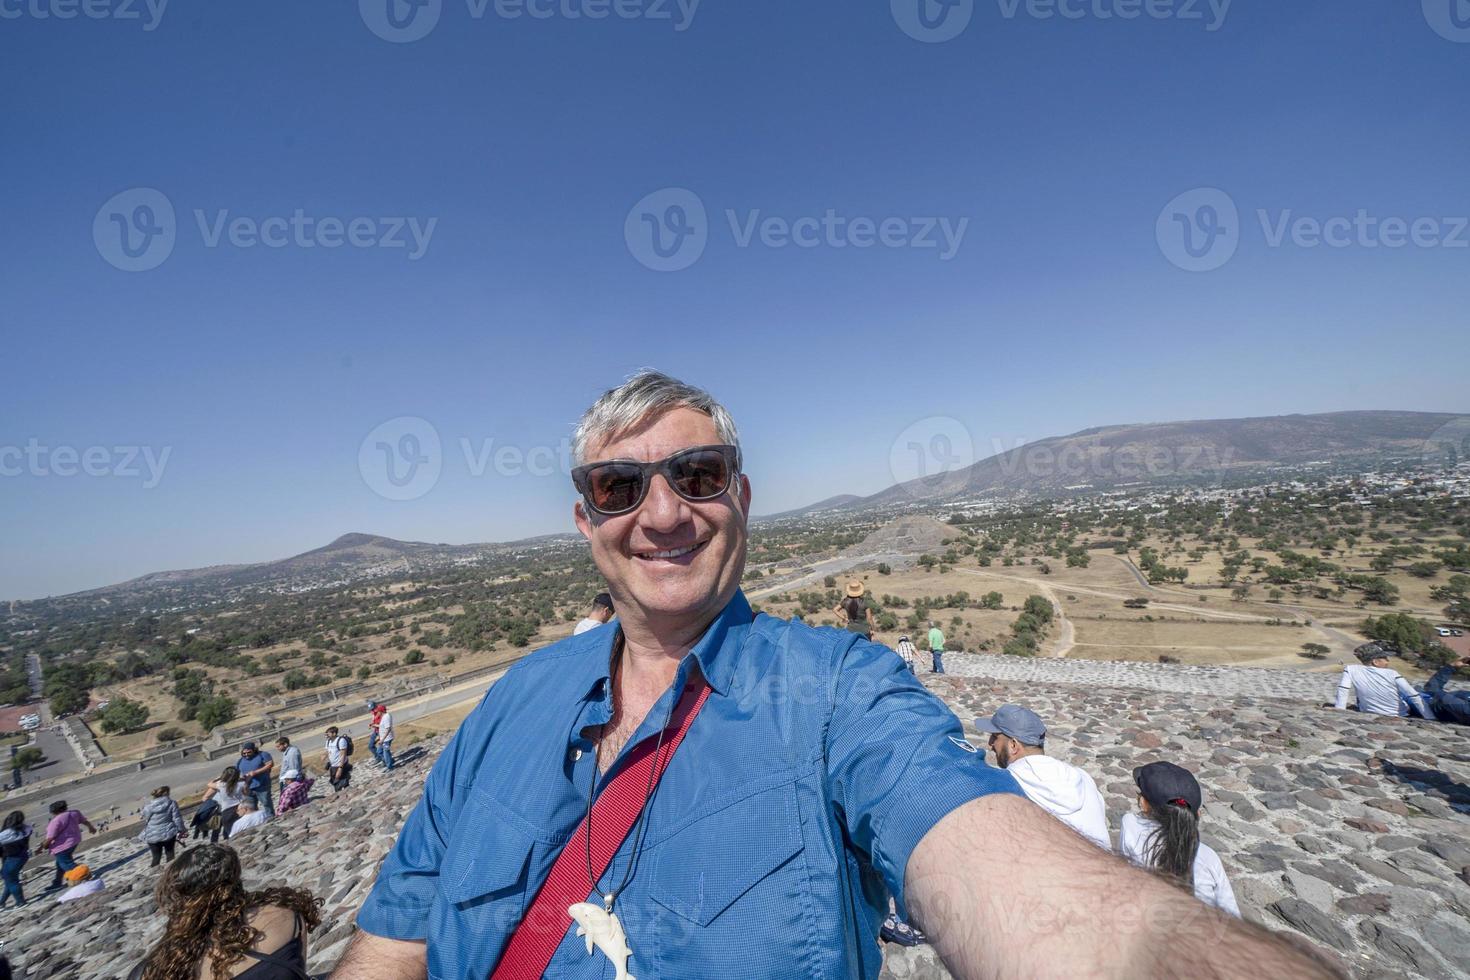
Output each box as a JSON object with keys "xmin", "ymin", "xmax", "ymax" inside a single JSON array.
[
  {"xmin": 367, "ymin": 701, "xmax": 386, "ymax": 762},
  {"xmin": 0, "ymin": 811, "xmax": 32, "ymax": 908},
  {"xmin": 201, "ymin": 767, "xmax": 248, "ymax": 844},
  {"xmin": 276, "ymin": 736, "xmax": 304, "ymax": 788},
  {"xmin": 833, "ymin": 581, "xmax": 875, "ymax": 639},
  {"xmin": 927, "ymin": 620, "xmax": 946, "ymax": 674},
  {"xmin": 128, "ymin": 844, "xmax": 322, "ymax": 980},
  {"xmin": 894, "ymin": 634, "xmax": 918, "ymax": 673},
  {"xmin": 1119, "ymin": 762, "xmax": 1239, "ymax": 917},
  {"xmin": 138, "ymin": 786, "xmax": 187, "ymax": 867},
  {"xmin": 376, "ymin": 703, "xmax": 396, "ymax": 771},
  {"xmin": 973, "ymin": 705, "xmax": 1110, "ymax": 849},
  {"xmin": 237, "ymin": 742, "xmax": 276, "ymax": 817},
  {"xmin": 39, "ymin": 800, "xmax": 94, "ymax": 890},
  {"xmin": 573, "ymin": 592, "xmax": 616, "ymax": 635},
  {"xmin": 324, "ymin": 726, "xmax": 352, "ymax": 793}
]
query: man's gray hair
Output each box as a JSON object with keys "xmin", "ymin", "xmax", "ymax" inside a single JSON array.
[{"xmin": 573, "ymin": 370, "xmax": 741, "ymax": 465}]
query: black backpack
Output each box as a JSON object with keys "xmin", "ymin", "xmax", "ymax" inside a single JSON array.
[{"xmin": 341, "ymin": 734, "xmax": 354, "ymax": 757}]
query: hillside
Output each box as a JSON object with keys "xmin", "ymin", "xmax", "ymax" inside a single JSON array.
[
  {"xmin": 858, "ymin": 410, "xmax": 1463, "ymax": 508},
  {"xmin": 6, "ymin": 654, "xmax": 1467, "ymax": 979}
]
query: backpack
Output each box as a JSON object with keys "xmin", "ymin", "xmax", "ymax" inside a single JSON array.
[{"xmin": 341, "ymin": 734, "xmax": 354, "ymax": 757}]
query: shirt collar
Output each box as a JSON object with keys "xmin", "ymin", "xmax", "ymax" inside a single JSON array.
[{"xmin": 576, "ymin": 589, "xmax": 752, "ymax": 702}]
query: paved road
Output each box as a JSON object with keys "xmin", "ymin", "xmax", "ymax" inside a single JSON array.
[{"xmin": 47, "ymin": 669, "xmax": 509, "ymax": 822}]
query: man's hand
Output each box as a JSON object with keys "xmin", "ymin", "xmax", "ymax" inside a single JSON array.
[
  {"xmin": 331, "ymin": 931, "xmax": 427, "ymax": 979},
  {"xmin": 906, "ymin": 794, "xmax": 1343, "ymax": 979}
]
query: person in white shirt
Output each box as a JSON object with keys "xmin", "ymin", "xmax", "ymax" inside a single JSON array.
[
  {"xmin": 324, "ymin": 726, "xmax": 352, "ymax": 793},
  {"xmin": 1119, "ymin": 762, "xmax": 1239, "ymax": 917},
  {"xmin": 1334, "ymin": 647, "xmax": 1431, "ymax": 718},
  {"xmin": 227, "ymin": 798, "xmax": 269, "ymax": 839},
  {"xmin": 377, "ymin": 705, "xmax": 396, "ymax": 771},
  {"xmin": 201, "ymin": 767, "xmax": 249, "ymax": 844},
  {"xmin": 973, "ymin": 705, "xmax": 1110, "ymax": 850},
  {"xmin": 572, "ymin": 592, "xmax": 614, "ymax": 635}
]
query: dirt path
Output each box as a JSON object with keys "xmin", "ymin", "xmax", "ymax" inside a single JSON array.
[{"xmin": 955, "ymin": 568, "xmax": 1074, "ymax": 658}]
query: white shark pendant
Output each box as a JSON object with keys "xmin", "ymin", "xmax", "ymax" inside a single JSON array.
[{"xmin": 568, "ymin": 901, "xmax": 637, "ymax": 980}]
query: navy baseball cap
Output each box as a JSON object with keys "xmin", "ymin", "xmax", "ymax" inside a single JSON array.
[
  {"xmin": 973, "ymin": 705, "xmax": 1046, "ymax": 746},
  {"xmin": 1133, "ymin": 761, "xmax": 1202, "ymax": 813}
]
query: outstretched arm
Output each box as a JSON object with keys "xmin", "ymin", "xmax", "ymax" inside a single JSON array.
[
  {"xmin": 1333, "ymin": 668, "xmax": 1351, "ymax": 709},
  {"xmin": 906, "ymin": 794, "xmax": 1342, "ymax": 979},
  {"xmin": 332, "ymin": 932, "xmax": 426, "ymax": 979}
]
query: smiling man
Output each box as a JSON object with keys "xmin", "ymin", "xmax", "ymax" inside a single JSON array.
[{"xmin": 336, "ymin": 371, "xmax": 1338, "ymax": 979}]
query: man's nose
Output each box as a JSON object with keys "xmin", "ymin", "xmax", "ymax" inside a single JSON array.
[{"xmin": 637, "ymin": 472, "xmax": 690, "ymax": 532}]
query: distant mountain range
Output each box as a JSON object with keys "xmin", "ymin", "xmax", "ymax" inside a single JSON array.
[
  {"xmin": 20, "ymin": 410, "xmax": 1464, "ymax": 602},
  {"xmin": 771, "ymin": 410, "xmax": 1465, "ymax": 515}
]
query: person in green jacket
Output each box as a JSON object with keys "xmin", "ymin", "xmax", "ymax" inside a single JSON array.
[{"xmin": 927, "ymin": 621, "xmax": 946, "ymax": 674}]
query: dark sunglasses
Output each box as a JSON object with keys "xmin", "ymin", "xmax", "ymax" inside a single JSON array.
[{"xmin": 572, "ymin": 444, "xmax": 741, "ymax": 517}]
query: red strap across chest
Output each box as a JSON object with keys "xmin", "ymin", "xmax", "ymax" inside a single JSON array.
[{"xmin": 489, "ymin": 677, "xmax": 712, "ymax": 980}]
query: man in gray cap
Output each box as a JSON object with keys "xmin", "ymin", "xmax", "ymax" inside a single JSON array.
[{"xmin": 975, "ymin": 704, "xmax": 1110, "ymax": 850}]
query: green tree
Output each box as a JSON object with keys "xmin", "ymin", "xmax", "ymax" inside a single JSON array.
[
  {"xmin": 49, "ymin": 687, "xmax": 88, "ymax": 716},
  {"xmin": 404, "ymin": 649, "xmax": 426, "ymax": 666},
  {"xmin": 1299, "ymin": 643, "xmax": 1330, "ymax": 660},
  {"xmin": 195, "ymin": 696, "xmax": 237, "ymax": 733},
  {"xmin": 14, "ymin": 746, "xmax": 44, "ymax": 770},
  {"xmin": 98, "ymin": 697, "xmax": 150, "ymax": 734}
]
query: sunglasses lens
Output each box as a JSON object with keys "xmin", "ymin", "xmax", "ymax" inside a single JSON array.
[
  {"xmin": 587, "ymin": 463, "xmax": 646, "ymax": 513},
  {"xmin": 670, "ymin": 450, "xmax": 731, "ymax": 501}
]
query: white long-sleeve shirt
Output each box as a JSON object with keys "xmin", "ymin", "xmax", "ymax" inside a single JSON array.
[
  {"xmin": 1334, "ymin": 664, "xmax": 1430, "ymax": 717},
  {"xmin": 1119, "ymin": 812, "xmax": 1240, "ymax": 917},
  {"xmin": 377, "ymin": 710, "xmax": 395, "ymax": 743}
]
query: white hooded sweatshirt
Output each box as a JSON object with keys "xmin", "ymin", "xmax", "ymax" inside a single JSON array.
[{"xmin": 1005, "ymin": 754, "xmax": 1111, "ymax": 851}]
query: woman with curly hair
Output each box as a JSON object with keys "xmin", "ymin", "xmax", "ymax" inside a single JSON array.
[{"xmin": 128, "ymin": 844, "xmax": 321, "ymax": 979}]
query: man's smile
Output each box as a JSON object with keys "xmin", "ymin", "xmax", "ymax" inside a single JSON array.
[{"xmin": 632, "ymin": 539, "xmax": 709, "ymax": 563}]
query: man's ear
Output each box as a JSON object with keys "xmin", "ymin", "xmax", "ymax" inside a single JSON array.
[
  {"xmin": 737, "ymin": 473, "xmax": 752, "ymax": 516},
  {"xmin": 573, "ymin": 500, "xmax": 594, "ymax": 541}
]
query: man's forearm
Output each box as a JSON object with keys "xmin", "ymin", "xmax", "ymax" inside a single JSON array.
[
  {"xmin": 906, "ymin": 794, "xmax": 1343, "ymax": 979},
  {"xmin": 331, "ymin": 930, "xmax": 427, "ymax": 979}
]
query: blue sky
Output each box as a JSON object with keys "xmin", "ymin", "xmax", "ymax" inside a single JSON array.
[{"xmin": 2, "ymin": 1, "xmax": 1467, "ymax": 599}]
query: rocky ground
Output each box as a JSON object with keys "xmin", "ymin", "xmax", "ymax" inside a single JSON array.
[{"xmin": 4, "ymin": 655, "xmax": 1466, "ymax": 979}]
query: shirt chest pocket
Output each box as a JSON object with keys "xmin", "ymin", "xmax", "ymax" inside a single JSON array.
[
  {"xmin": 647, "ymin": 777, "xmax": 817, "ymax": 977},
  {"xmin": 439, "ymin": 790, "xmax": 558, "ymax": 946}
]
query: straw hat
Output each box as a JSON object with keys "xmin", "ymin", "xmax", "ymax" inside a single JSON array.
[{"xmin": 845, "ymin": 580, "xmax": 865, "ymax": 598}]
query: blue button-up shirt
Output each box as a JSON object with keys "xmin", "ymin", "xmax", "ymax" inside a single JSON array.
[{"xmin": 356, "ymin": 591, "xmax": 1021, "ymax": 978}]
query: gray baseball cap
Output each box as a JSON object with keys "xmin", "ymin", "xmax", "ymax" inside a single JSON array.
[{"xmin": 973, "ymin": 705, "xmax": 1046, "ymax": 746}]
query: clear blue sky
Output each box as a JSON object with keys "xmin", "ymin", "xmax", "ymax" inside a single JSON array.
[{"xmin": 2, "ymin": 1, "xmax": 1467, "ymax": 599}]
